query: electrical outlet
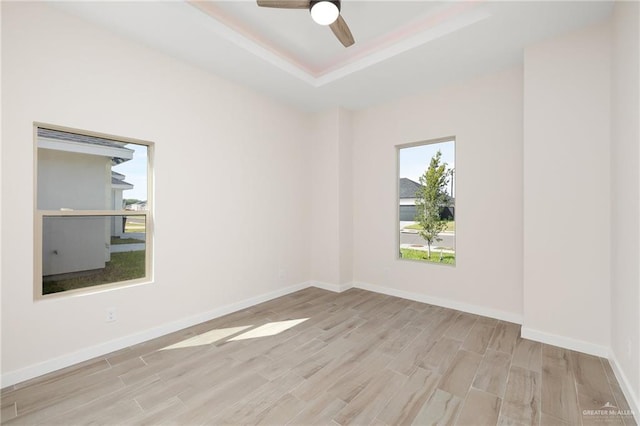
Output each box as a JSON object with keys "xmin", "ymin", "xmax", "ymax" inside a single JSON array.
[{"xmin": 106, "ymin": 308, "xmax": 117, "ymax": 323}]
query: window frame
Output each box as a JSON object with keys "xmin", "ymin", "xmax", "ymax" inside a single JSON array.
[
  {"xmin": 33, "ymin": 122, "xmax": 154, "ymax": 300},
  {"xmin": 396, "ymin": 136, "xmax": 456, "ymax": 266}
]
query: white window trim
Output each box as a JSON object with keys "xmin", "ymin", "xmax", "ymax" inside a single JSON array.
[
  {"xmin": 33, "ymin": 122, "xmax": 155, "ymax": 300},
  {"xmin": 396, "ymin": 136, "xmax": 456, "ymax": 266}
]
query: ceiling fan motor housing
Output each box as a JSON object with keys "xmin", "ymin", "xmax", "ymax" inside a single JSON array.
[{"xmin": 310, "ymin": 0, "xmax": 341, "ymax": 13}]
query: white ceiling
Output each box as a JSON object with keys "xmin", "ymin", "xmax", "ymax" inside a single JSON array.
[{"xmin": 52, "ymin": 1, "xmax": 614, "ymax": 112}]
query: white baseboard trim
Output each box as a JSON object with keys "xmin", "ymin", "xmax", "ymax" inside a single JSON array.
[
  {"xmin": 352, "ymin": 281, "xmax": 523, "ymax": 324},
  {"xmin": 520, "ymin": 327, "xmax": 609, "ymax": 358},
  {"xmin": 0, "ymin": 281, "xmax": 309, "ymax": 388},
  {"xmin": 309, "ymin": 280, "xmax": 354, "ymax": 293},
  {"xmin": 609, "ymin": 351, "xmax": 640, "ymax": 422}
]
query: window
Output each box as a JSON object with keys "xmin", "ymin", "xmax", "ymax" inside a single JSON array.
[
  {"xmin": 35, "ymin": 124, "xmax": 153, "ymax": 297},
  {"xmin": 397, "ymin": 137, "xmax": 455, "ymax": 265}
]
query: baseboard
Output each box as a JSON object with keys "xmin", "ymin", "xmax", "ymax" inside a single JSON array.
[
  {"xmin": 0, "ymin": 281, "xmax": 309, "ymax": 388},
  {"xmin": 609, "ymin": 351, "xmax": 640, "ymax": 422},
  {"xmin": 309, "ymin": 280, "xmax": 354, "ymax": 293},
  {"xmin": 352, "ymin": 281, "xmax": 523, "ymax": 324},
  {"xmin": 520, "ymin": 326, "xmax": 609, "ymax": 358}
]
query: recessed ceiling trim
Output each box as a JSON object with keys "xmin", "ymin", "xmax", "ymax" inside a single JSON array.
[
  {"xmin": 187, "ymin": 0, "xmax": 318, "ymax": 85},
  {"xmin": 314, "ymin": 7, "xmax": 491, "ymax": 86},
  {"xmin": 188, "ymin": 0, "xmax": 491, "ymax": 88}
]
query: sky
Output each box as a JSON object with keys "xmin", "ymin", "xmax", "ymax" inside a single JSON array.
[
  {"xmin": 399, "ymin": 140, "xmax": 455, "ymax": 196},
  {"xmin": 113, "ymin": 144, "xmax": 147, "ymax": 201}
]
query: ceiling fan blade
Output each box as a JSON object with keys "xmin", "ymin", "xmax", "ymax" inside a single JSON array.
[
  {"xmin": 329, "ymin": 14, "xmax": 355, "ymax": 47},
  {"xmin": 256, "ymin": 0, "xmax": 310, "ymax": 9}
]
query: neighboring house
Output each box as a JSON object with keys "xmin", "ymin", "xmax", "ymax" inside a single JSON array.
[
  {"xmin": 38, "ymin": 128, "xmax": 134, "ymax": 276},
  {"xmin": 399, "ymin": 177, "xmax": 423, "ymax": 221},
  {"xmin": 126, "ymin": 201, "xmax": 147, "ymax": 211},
  {"xmin": 111, "ymin": 171, "xmax": 134, "ymax": 238},
  {"xmin": 399, "ymin": 177, "xmax": 455, "ymax": 222}
]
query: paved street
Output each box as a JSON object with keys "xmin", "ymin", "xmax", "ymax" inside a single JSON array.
[{"xmin": 400, "ymin": 231, "xmax": 455, "ymax": 249}]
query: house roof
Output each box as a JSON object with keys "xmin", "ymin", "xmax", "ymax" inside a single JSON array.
[
  {"xmin": 37, "ymin": 128, "xmax": 134, "ymax": 164},
  {"xmin": 399, "ymin": 178, "xmax": 423, "ymax": 199},
  {"xmin": 111, "ymin": 171, "xmax": 134, "ymax": 190},
  {"xmin": 111, "ymin": 176, "xmax": 134, "ymax": 188}
]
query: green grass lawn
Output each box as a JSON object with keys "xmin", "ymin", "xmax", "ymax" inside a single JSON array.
[
  {"xmin": 43, "ymin": 250, "xmax": 146, "ymax": 295},
  {"xmin": 403, "ymin": 221, "xmax": 455, "ymax": 232},
  {"xmin": 110, "ymin": 236, "xmax": 145, "ymax": 245},
  {"xmin": 125, "ymin": 223, "xmax": 145, "ymax": 233},
  {"xmin": 400, "ymin": 248, "xmax": 455, "ymax": 264}
]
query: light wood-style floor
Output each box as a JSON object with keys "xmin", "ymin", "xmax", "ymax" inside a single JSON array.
[{"xmin": 1, "ymin": 288, "xmax": 636, "ymax": 425}]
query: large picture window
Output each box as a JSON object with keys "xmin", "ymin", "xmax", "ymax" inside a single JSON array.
[
  {"xmin": 35, "ymin": 124, "xmax": 153, "ymax": 297},
  {"xmin": 398, "ymin": 137, "xmax": 455, "ymax": 265}
]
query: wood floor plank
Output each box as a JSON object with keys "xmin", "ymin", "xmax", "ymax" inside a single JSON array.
[
  {"xmin": 252, "ymin": 393, "xmax": 306, "ymax": 425},
  {"xmin": 131, "ymin": 397, "xmax": 186, "ymax": 426},
  {"xmin": 177, "ymin": 370, "xmax": 268, "ymax": 408},
  {"xmin": 51, "ymin": 399, "xmax": 143, "ymax": 426},
  {"xmin": 215, "ymin": 371, "xmax": 304, "ymax": 424},
  {"xmin": 133, "ymin": 377, "xmax": 189, "ymax": 412},
  {"xmin": 11, "ymin": 358, "xmax": 110, "ymax": 392},
  {"xmin": 376, "ymin": 367, "xmax": 440, "ymax": 425},
  {"xmin": 444, "ymin": 312, "xmax": 478, "ymax": 341},
  {"xmin": 412, "ymin": 388, "xmax": 462, "ymax": 426},
  {"xmin": 540, "ymin": 412, "xmax": 570, "ymax": 425},
  {"xmin": 497, "ymin": 415, "xmax": 531, "ymax": 426},
  {"xmin": 3, "ymin": 287, "xmax": 633, "ymax": 426},
  {"xmin": 456, "ymin": 388, "xmax": 502, "ymax": 426},
  {"xmin": 332, "ymin": 368, "xmax": 405, "ymax": 425},
  {"xmin": 570, "ymin": 352, "xmax": 626, "ymax": 426},
  {"xmin": 317, "ymin": 315, "xmax": 366, "ymax": 343},
  {"xmin": 420, "ymin": 336, "xmax": 463, "ymax": 373},
  {"xmin": 499, "ymin": 366, "xmax": 541, "ymax": 425},
  {"xmin": 462, "ymin": 322, "xmax": 496, "ymax": 355},
  {"xmin": 473, "ymin": 349, "xmax": 512, "ymax": 398},
  {"xmin": 541, "ymin": 345, "xmax": 582, "ymax": 424},
  {"xmin": 387, "ymin": 329, "xmax": 439, "ymax": 376},
  {"xmin": 291, "ymin": 354, "xmax": 361, "ymax": 402},
  {"xmin": 287, "ymin": 392, "xmax": 346, "ymax": 426},
  {"xmin": 376, "ymin": 325, "xmax": 422, "ymax": 358},
  {"xmin": 47, "ymin": 373, "xmax": 160, "ymax": 425},
  {"xmin": 324, "ymin": 352, "xmax": 392, "ymax": 403},
  {"xmin": 4, "ymin": 374, "xmax": 125, "ymax": 425},
  {"xmin": 0, "ymin": 402, "xmax": 17, "ymax": 423},
  {"xmin": 571, "ymin": 351, "xmax": 617, "ymax": 410},
  {"xmin": 171, "ymin": 372, "xmax": 269, "ymax": 425},
  {"xmin": 512, "ymin": 338, "xmax": 542, "ymax": 372},
  {"xmin": 488, "ymin": 322, "xmax": 520, "ymax": 355},
  {"xmin": 438, "ymin": 349, "xmax": 483, "ymax": 398}
]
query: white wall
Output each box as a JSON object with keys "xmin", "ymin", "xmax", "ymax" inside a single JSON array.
[
  {"xmin": 351, "ymin": 66, "xmax": 524, "ymax": 321},
  {"xmin": 309, "ymin": 110, "xmax": 340, "ymax": 286},
  {"xmin": 309, "ymin": 108, "xmax": 353, "ymax": 289},
  {"xmin": 522, "ymin": 23, "xmax": 611, "ymax": 354},
  {"xmin": 610, "ymin": 0, "xmax": 640, "ymax": 408},
  {"xmin": 337, "ymin": 109, "xmax": 354, "ymax": 286},
  {"xmin": 1, "ymin": 2, "xmax": 310, "ymax": 382}
]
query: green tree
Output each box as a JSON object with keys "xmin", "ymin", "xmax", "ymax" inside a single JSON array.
[{"xmin": 415, "ymin": 150, "xmax": 450, "ymax": 259}]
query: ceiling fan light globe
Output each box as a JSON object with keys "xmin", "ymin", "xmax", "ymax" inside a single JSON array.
[{"xmin": 310, "ymin": 1, "xmax": 339, "ymax": 26}]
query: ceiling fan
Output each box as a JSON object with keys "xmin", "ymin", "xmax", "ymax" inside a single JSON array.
[{"xmin": 256, "ymin": 0, "xmax": 355, "ymax": 47}]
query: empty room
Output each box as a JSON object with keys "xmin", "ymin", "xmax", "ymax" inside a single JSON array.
[{"xmin": 1, "ymin": 0, "xmax": 639, "ymax": 425}]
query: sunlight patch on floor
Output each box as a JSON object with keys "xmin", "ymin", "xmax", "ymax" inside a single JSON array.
[
  {"xmin": 228, "ymin": 318, "xmax": 309, "ymax": 341},
  {"xmin": 160, "ymin": 325, "xmax": 253, "ymax": 350}
]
